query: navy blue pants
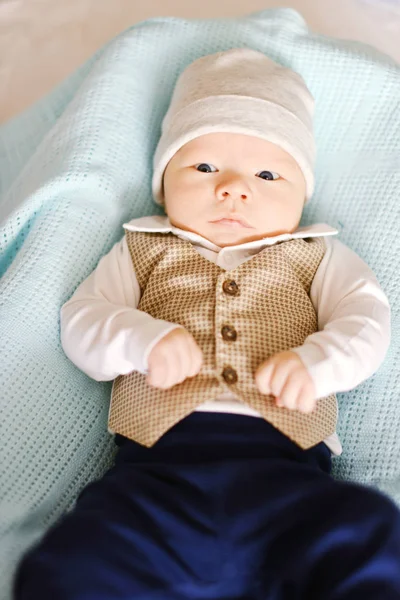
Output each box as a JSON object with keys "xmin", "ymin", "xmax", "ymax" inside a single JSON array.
[{"xmin": 15, "ymin": 413, "xmax": 400, "ymax": 599}]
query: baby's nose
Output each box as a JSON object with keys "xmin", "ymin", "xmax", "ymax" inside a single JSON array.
[
  {"xmin": 216, "ymin": 178, "xmax": 250, "ymax": 201},
  {"xmin": 220, "ymin": 190, "xmax": 248, "ymax": 201}
]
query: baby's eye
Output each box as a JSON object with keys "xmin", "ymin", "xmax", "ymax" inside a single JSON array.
[
  {"xmin": 256, "ymin": 170, "xmax": 280, "ymax": 181},
  {"xmin": 195, "ymin": 163, "xmax": 217, "ymax": 173}
]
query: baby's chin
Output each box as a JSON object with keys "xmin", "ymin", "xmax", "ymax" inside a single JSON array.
[
  {"xmin": 202, "ymin": 227, "xmax": 270, "ymax": 247},
  {"xmin": 168, "ymin": 218, "xmax": 290, "ymax": 247}
]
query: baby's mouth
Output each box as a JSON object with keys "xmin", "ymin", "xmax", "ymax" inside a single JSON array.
[{"xmin": 209, "ymin": 216, "xmax": 253, "ymax": 229}]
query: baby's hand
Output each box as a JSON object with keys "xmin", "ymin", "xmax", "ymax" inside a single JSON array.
[
  {"xmin": 255, "ymin": 350, "xmax": 317, "ymax": 413},
  {"xmin": 146, "ymin": 328, "xmax": 203, "ymax": 389}
]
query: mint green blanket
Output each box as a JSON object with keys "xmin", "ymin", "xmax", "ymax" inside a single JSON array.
[{"xmin": 1, "ymin": 9, "xmax": 399, "ymax": 599}]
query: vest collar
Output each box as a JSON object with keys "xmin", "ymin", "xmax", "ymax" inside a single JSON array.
[{"xmin": 123, "ymin": 215, "xmax": 339, "ymax": 252}]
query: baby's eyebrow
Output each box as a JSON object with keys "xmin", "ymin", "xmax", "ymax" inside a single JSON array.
[
  {"xmin": 269, "ymin": 156, "xmax": 291, "ymax": 164},
  {"xmin": 258, "ymin": 155, "xmax": 293, "ymax": 166}
]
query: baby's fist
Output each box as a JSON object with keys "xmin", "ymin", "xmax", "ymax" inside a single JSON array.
[
  {"xmin": 147, "ymin": 328, "xmax": 203, "ymax": 389},
  {"xmin": 255, "ymin": 350, "xmax": 317, "ymax": 413}
]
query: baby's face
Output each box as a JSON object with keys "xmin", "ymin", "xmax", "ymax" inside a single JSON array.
[{"xmin": 162, "ymin": 132, "xmax": 307, "ymax": 247}]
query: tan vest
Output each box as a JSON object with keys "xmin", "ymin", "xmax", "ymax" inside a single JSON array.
[{"xmin": 109, "ymin": 231, "xmax": 338, "ymax": 449}]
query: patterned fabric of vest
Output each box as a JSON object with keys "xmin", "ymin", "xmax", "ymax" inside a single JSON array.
[{"xmin": 109, "ymin": 231, "xmax": 338, "ymax": 449}]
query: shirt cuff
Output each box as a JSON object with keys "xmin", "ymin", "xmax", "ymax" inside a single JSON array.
[{"xmin": 290, "ymin": 344, "xmax": 336, "ymax": 399}]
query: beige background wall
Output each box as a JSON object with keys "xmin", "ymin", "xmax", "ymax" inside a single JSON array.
[{"xmin": 1, "ymin": 0, "xmax": 400, "ymax": 124}]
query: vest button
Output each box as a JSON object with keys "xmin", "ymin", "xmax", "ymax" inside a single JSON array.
[
  {"xmin": 222, "ymin": 280, "xmax": 239, "ymax": 296},
  {"xmin": 222, "ymin": 366, "xmax": 238, "ymax": 384},
  {"xmin": 221, "ymin": 325, "xmax": 237, "ymax": 341}
]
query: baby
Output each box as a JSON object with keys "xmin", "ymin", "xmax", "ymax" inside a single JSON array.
[{"xmin": 15, "ymin": 48, "xmax": 400, "ymax": 599}]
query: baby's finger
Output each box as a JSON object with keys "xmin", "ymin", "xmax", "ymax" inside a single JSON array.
[
  {"xmin": 276, "ymin": 375, "xmax": 301, "ymax": 410},
  {"xmin": 172, "ymin": 337, "xmax": 194, "ymax": 383},
  {"xmin": 147, "ymin": 356, "xmax": 168, "ymax": 388},
  {"xmin": 269, "ymin": 362, "xmax": 293, "ymax": 399},
  {"xmin": 296, "ymin": 386, "xmax": 317, "ymax": 414},
  {"xmin": 151, "ymin": 340, "xmax": 184, "ymax": 388},
  {"xmin": 255, "ymin": 361, "xmax": 275, "ymax": 394},
  {"xmin": 161, "ymin": 346, "xmax": 188, "ymax": 388}
]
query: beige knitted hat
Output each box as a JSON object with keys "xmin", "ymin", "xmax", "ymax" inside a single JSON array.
[{"xmin": 152, "ymin": 48, "xmax": 316, "ymax": 205}]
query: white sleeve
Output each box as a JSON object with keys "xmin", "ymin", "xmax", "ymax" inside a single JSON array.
[
  {"xmin": 290, "ymin": 236, "xmax": 391, "ymax": 399},
  {"xmin": 60, "ymin": 236, "xmax": 182, "ymax": 381}
]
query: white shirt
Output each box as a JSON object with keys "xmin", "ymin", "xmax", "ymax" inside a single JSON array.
[{"xmin": 60, "ymin": 216, "xmax": 391, "ymax": 457}]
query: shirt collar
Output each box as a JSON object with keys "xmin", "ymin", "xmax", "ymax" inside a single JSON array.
[{"xmin": 123, "ymin": 215, "xmax": 339, "ymax": 252}]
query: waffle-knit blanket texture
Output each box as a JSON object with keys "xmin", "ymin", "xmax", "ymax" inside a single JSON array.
[{"xmin": 1, "ymin": 8, "xmax": 400, "ymax": 599}]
